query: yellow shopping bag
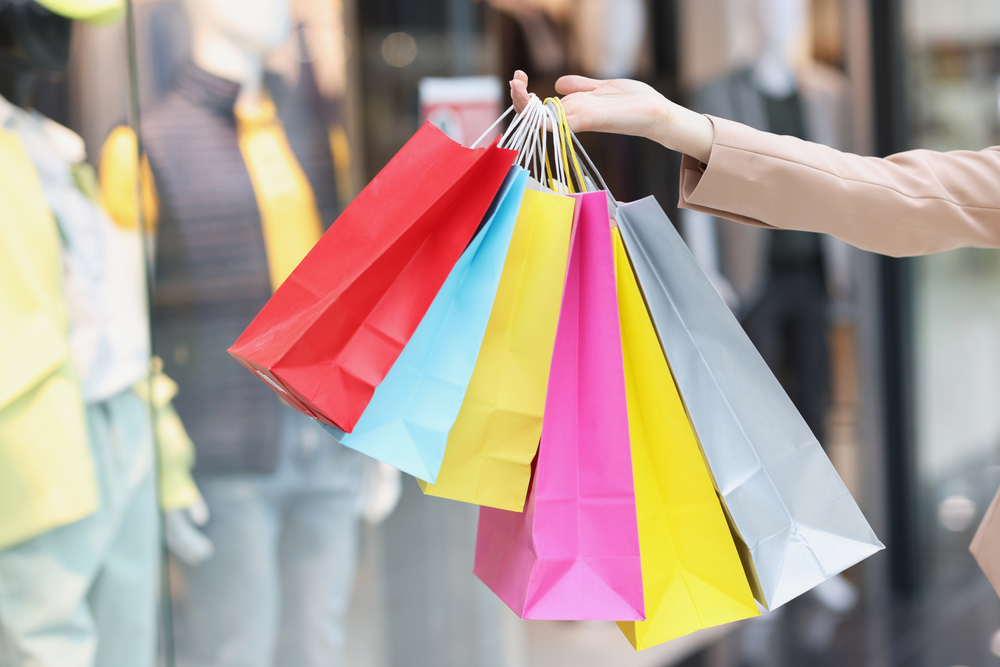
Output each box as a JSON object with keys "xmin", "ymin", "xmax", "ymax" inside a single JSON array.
[
  {"xmin": 612, "ymin": 228, "xmax": 759, "ymax": 650},
  {"xmin": 419, "ymin": 186, "xmax": 574, "ymax": 511}
]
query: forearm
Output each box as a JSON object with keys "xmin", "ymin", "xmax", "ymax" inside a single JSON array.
[{"xmin": 678, "ymin": 116, "xmax": 1000, "ymax": 257}]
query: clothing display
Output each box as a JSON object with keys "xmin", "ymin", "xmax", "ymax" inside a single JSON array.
[
  {"xmin": 138, "ymin": 60, "xmax": 366, "ymax": 667},
  {"xmin": 236, "ymin": 95, "xmax": 325, "ymax": 292},
  {"xmin": 741, "ymin": 262, "xmax": 831, "ymax": 442},
  {"xmin": 689, "ymin": 66, "xmax": 852, "ymax": 303},
  {"xmin": 0, "ymin": 94, "xmax": 163, "ymax": 667},
  {"xmin": 172, "ymin": 406, "xmax": 363, "ymax": 667},
  {"xmin": 0, "ymin": 94, "xmax": 150, "ymax": 404},
  {"xmin": 141, "ymin": 63, "xmax": 340, "ymax": 474},
  {"xmin": 0, "ymin": 126, "xmax": 95, "ymax": 552},
  {"xmin": 0, "ymin": 389, "xmax": 158, "ymax": 667},
  {"xmin": 691, "ymin": 68, "xmax": 841, "ymax": 443}
]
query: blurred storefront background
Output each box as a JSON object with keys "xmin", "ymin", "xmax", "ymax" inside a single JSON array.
[{"xmin": 15, "ymin": 0, "xmax": 1000, "ymax": 665}]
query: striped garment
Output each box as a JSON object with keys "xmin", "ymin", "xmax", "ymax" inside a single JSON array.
[{"xmin": 142, "ymin": 63, "xmax": 339, "ymax": 474}]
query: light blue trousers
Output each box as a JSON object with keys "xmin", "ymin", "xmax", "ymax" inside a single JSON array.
[
  {"xmin": 0, "ymin": 389, "xmax": 159, "ymax": 667},
  {"xmin": 172, "ymin": 406, "xmax": 365, "ymax": 667}
]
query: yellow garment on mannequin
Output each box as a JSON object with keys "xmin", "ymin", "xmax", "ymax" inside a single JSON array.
[
  {"xmin": 0, "ymin": 128, "xmax": 97, "ymax": 550},
  {"xmin": 612, "ymin": 228, "xmax": 758, "ymax": 650},
  {"xmin": 99, "ymin": 97, "xmax": 329, "ymax": 508},
  {"xmin": 131, "ymin": 359, "xmax": 203, "ymax": 512},
  {"xmin": 99, "ymin": 125, "xmax": 159, "ymax": 232},
  {"xmin": 100, "ymin": 104, "xmax": 326, "ymax": 292},
  {"xmin": 328, "ymin": 123, "xmax": 353, "ymax": 207},
  {"xmin": 99, "ymin": 130, "xmax": 205, "ymax": 513},
  {"xmin": 236, "ymin": 96, "xmax": 325, "ymax": 292}
]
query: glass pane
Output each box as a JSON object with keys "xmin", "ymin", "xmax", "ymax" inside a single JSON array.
[
  {"xmin": 903, "ymin": 0, "xmax": 1000, "ymax": 596},
  {"xmin": 0, "ymin": 2, "xmax": 167, "ymax": 667},
  {"xmin": 131, "ymin": 2, "xmax": 521, "ymax": 666}
]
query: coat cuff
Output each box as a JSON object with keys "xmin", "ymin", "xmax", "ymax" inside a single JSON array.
[{"xmin": 677, "ymin": 116, "xmax": 775, "ymax": 229}]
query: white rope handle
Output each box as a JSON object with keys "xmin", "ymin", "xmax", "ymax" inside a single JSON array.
[
  {"xmin": 520, "ymin": 99, "xmax": 546, "ymax": 172},
  {"xmin": 498, "ymin": 94, "xmax": 539, "ymax": 151},
  {"xmin": 512, "ymin": 99, "xmax": 540, "ymax": 166},
  {"xmin": 535, "ymin": 104, "xmax": 547, "ymax": 182},
  {"xmin": 474, "ymin": 94, "xmax": 603, "ymax": 196},
  {"xmin": 471, "ymin": 104, "xmax": 514, "ymax": 149},
  {"xmin": 570, "ymin": 132, "xmax": 612, "ymax": 198},
  {"xmin": 546, "ymin": 104, "xmax": 567, "ymax": 194},
  {"xmin": 508, "ymin": 96, "xmax": 545, "ymax": 157}
]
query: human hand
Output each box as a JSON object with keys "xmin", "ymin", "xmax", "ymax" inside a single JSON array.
[{"xmin": 509, "ymin": 70, "xmax": 714, "ymax": 163}]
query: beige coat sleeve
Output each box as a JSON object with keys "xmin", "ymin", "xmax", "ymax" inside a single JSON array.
[{"xmin": 678, "ymin": 116, "xmax": 1000, "ymax": 257}]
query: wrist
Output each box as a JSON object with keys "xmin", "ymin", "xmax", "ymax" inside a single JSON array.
[
  {"xmin": 683, "ymin": 113, "xmax": 715, "ymax": 163},
  {"xmin": 649, "ymin": 100, "xmax": 714, "ymax": 163},
  {"xmin": 646, "ymin": 96, "xmax": 675, "ymax": 147}
]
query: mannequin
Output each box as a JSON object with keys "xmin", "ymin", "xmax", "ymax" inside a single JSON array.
[
  {"xmin": 134, "ymin": 2, "xmax": 369, "ymax": 666},
  {"xmin": 751, "ymin": 0, "xmax": 800, "ymax": 98},
  {"xmin": 684, "ymin": 0, "xmax": 858, "ymax": 662},
  {"xmin": 185, "ymin": 0, "xmax": 290, "ymax": 105},
  {"xmin": 684, "ymin": 0, "xmax": 853, "ymax": 443},
  {"xmin": 0, "ymin": 3, "xmax": 191, "ymax": 667}
]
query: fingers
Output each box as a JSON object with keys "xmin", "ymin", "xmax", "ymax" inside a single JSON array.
[
  {"xmin": 510, "ymin": 70, "xmax": 531, "ymax": 113},
  {"xmin": 508, "ymin": 70, "xmax": 597, "ymax": 133},
  {"xmin": 555, "ymin": 75, "xmax": 603, "ymax": 95},
  {"xmin": 559, "ymin": 94, "xmax": 591, "ymax": 133}
]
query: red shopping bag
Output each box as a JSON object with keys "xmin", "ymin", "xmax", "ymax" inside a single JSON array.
[
  {"xmin": 229, "ymin": 122, "xmax": 515, "ymax": 432},
  {"xmin": 473, "ymin": 191, "xmax": 644, "ymax": 621}
]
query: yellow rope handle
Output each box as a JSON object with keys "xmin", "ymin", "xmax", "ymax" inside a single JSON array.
[
  {"xmin": 544, "ymin": 144, "xmax": 556, "ymax": 191},
  {"xmin": 542, "ymin": 97, "xmax": 573, "ymax": 193},
  {"xmin": 552, "ymin": 98, "xmax": 587, "ymax": 192}
]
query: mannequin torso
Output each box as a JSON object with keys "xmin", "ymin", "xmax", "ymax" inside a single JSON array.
[{"xmin": 142, "ymin": 1, "xmax": 337, "ymax": 473}]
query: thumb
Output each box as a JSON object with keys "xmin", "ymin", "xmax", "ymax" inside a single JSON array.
[{"xmin": 555, "ymin": 75, "xmax": 603, "ymax": 95}]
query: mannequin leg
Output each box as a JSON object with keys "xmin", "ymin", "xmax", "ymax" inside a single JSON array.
[
  {"xmin": 274, "ymin": 410, "xmax": 363, "ymax": 667},
  {"xmin": 741, "ymin": 279, "xmax": 786, "ymax": 378},
  {"xmin": 787, "ymin": 268, "xmax": 831, "ymax": 445},
  {"xmin": 88, "ymin": 390, "xmax": 159, "ymax": 667},
  {"xmin": 173, "ymin": 475, "xmax": 282, "ymax": 667},
  {"xmin": 274, "ymin": 488, "xmax": 359, "ymax": 667},
  {"xmin": 0, "ymin": 389, "xmax": 157, "ymax": 667}
]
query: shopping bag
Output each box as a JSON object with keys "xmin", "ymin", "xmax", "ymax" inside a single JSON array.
[
  {"xmin": 615, "ymin": 196, "xmax": 883, "ymax": 610},
  {"xmin": 971, "ymin": 485, "xmax": 1000, "ymax": 597},
  {"xmin": 611, "ymin": 227, "xmax": 758, "ymax": 650},
  {"xmin": 325, "ymin": 167, "xmax": 528, "ymax": 481},
  {"xmin": 473, "ymin": 190, "xmax": 644, "ymax": 621},
  {"xmin": 229, "ymin": 122, "xmax": 515, "ymax": 432},
  {"xmin": 418, "ymin": 183, "xmax": 574, "ymax": 510}
]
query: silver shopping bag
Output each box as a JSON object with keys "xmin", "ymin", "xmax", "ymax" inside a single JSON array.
[{"xmin": 615, "ymin": 196, "xmax": 883, "ymax": 610}]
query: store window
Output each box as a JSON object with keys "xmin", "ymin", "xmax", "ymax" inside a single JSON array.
[{"xmin": 903, "ymin": 0, "xmax": 1000, "ymax": 598}]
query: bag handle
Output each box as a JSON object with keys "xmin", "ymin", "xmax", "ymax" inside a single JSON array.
[
  {"xmin": 543, "ymin": 99, "xmax": 575, "ymax": 194},
  {"xmin": 483, "ymin": 95, "xmax": 551, "ymax": 185},
  {"xmin": 472, "ymin": 93, "xmax": 611, "ymax": 200},
  {"xmin": 551, "ymin": 99, "xmax": 587, "ymax": 193},
  {"xmin": 546, "ymin": 98, "xmax": 616, "ymax": 205},
  {"xmin": 471, "ymin": 104, "xmax": 515, "ymax": 149},
  {"xmin": 500, "ymin": 96, "xmax": 538, "ymax": 154},
  {"xmin": 545, "ymin": 104, "xmax": 568, "ymax": 194},
  {"xmin": 517, "ymin": 98, "xmax": 546, "ymax": 174}
]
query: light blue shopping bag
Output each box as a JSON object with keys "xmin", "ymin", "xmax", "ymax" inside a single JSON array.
[{"xmin": 322, "ymin": 166, "xmax": 529, "ymax": 482}]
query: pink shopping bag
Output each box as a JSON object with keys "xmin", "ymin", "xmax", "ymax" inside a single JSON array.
[{"xmin": 473, "ymin": 190, "xmax": 644, "ymax": 621}]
